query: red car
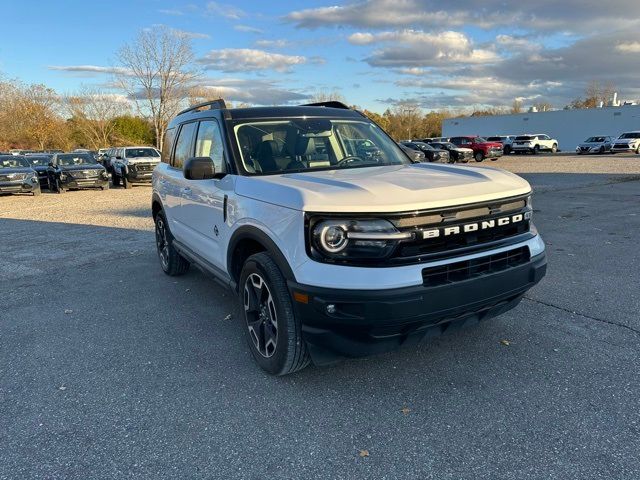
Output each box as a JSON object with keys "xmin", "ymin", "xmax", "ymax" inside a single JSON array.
[{"xmin": 449, "ymin": 136, "xmax": 504, "ymax": 162}]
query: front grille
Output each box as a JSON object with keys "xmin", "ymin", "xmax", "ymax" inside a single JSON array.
[
  {"xmin": 614, "ymin": 144, "xmax": 630, "ymax": 149},
  {"xmin": 422, "ymin": 246, "xmax": 530, "ymax": 287},
  {"xmin": 70, "ymin": 170, "xmax": 99, "ymax": 179},
  {"xmin": 0, "ymin": 173, "xmax": 25, "ymax": 182},
  {"xmin": 131, "ymin": 163, "xmax": 155, "ymax": 173},
  {"xmin": 386, "ymin": 195, "xmax": 532, "ymax": 264}
]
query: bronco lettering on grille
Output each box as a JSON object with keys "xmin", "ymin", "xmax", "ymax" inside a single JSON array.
[{"xmin": 420, "ymin": 212, "xmax": 531, "ymax": 240}]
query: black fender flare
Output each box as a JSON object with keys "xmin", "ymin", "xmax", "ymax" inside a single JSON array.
[
  {"xmin": 151, "ymin": 192, "xmax": 163, "ymax": 218},
  {"xmin": 227, "ymin": 226, "xmax": 296, "ymax": 285}
]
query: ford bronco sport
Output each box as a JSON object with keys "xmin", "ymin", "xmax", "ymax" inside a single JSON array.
[{"xmin": 152, "ymin": 100, "xmax": 547, "ymax": 375}]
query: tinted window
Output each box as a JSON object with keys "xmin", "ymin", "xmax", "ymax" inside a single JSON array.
[
  {"xmin": 619, "ymin": 132, "xmax": 640, "ymax": 139},
  {"xmin": 56, "ymin": 154, "xmax": 97, "ymax": 166},
  {"xmin": 162, "ymin": 128, "xmax": 176, "ymax": 164},
  {"xmin": 27, "ymin": 156, "xmax": 51, "ymax": 166},
  {"xmin": 125, "ymin": 148, "xmax": 159, "ymax": 158},
  {"xmin": 173, "ymin": 122, "xmax": 197, "ymax": 169},
  {"xmin": 195, "ymin": 120, "xmax": 225, "ymax": 173},
  {"xmin": 0, "ymin": 156, "xmax": 29, "ymax": 168},
  {"xmin": 516, "ymin": 136, "xmax": 534, "ymax": 141}
]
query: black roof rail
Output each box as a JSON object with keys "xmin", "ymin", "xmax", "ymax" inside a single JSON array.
[
  {"xmin": 177, "ymin": 99, "xmax": 228, "ymax": 117},
  {"xmin": 301, "ymin": 101, "xmax": 351, "ymax": 110}
]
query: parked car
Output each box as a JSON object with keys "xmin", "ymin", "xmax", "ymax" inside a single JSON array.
[
  {"xmin": 449, "ymin": 136, "xmax": 503, "ymax": 162},
  {"xmin": 421, "ymin": 137, "xmax": 449, "ymax": 143},
  {"xmin": 576, "ymin": 136, "xmax": 614, "ymax": 154},
  {"xmin": 511, "ymin": 134, "xmax": 558, "ymax": 154},
  {"xmin": 430, "ymin": 142, "xmax": 473, "ymax": 163},
  {"xmin": 25, "ymin": 154, "xmax": 53, "ymax": 189},
  {"xmin": 399, "ymin": 143, "xmax": 426, "ymax": 162},
  {"xmin": 151, "ymin": 100, "xmax": 546, "ymax": 375},
  {"xmin": 49, "ymin": 152, "xmax": 109, "ymax": 192},
  {"xmin": 486, "ymin": 135, "xmax": 516, "ymax": 155},
  {"xmin": 0, "ymin": 155, "xmax": 41, "ymax": 196},
  {"xmin": 611, "ymin": 132, "xmax": 640, "ymax": 154},
  {"xmin": 110, "ymin": 146, "xmax": 161, "ymax": 189},
  {"xmin": 401, "ymin": 141, "xmax": 450, "ymax": 163}
]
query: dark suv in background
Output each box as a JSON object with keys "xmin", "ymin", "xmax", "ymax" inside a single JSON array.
[{"xmin": 0, "ymin": 155, "xmax": 41, "ymax": 196}]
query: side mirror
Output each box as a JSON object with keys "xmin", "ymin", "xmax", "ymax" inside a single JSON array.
[{"xmin": 184, "ymin": 156, "xmax": 216, "ymax": 180}]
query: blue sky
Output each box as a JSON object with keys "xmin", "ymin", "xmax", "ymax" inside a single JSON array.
[{"xmin": 2, "ymin": 0, "xmax": 640, "ymax": 111}]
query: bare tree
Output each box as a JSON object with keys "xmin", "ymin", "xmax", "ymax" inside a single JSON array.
[
  {"xmin": 310, "ymin": 89, "xmax": 346, "ymax": 104},
  {"xmin": 116, "ymin": 26, "xmax": 200, "ymax": 150},
  {"xmin": 187, "ymin": 86, "xmax": 226, "ymax": 106},
  {"xmin": 511, "ymin": 99, "xmax": 523, "ymax": 114},
  {"xmin": 67, "ymin": 87, "xmax": 129, "ymax": 148}
]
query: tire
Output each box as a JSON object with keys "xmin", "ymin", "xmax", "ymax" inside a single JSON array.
[
  {"xmin": 154, "ymin": 211, "xmax": 190, "ymax": 276},
  {"xmin": 32, "ymin": 188, "xmax": 41, "ymax": 196},
  {"xmin": 239, "ymin": 252, "xmax": 310, "ymax": 376},
  {"xmin": 474, "ymin": 151, "xmax": 484, "ymax": 162},
  {"xmin": 599, "ymin": 146, "xmax": 605, "ymax": 154},
  {"xmin": 533, "ymin": 145, "xmax": 540, "ymax": 155},
  {"xmin": 551, "ymin": 144, "xmax": 558, "ymax": 153},
  {"xmin": 460, "ymin": 156, "xmax": 469, "ymax": 164},
  {"xmin": 123, "ymin": 174, "xmax": 132, "ymax": 190},
  {"xmin": 504, "ymin": 145, "xmax": 511, "ymax": 155},
  {"xmin": 112, "ymin": 170, "xmax": 121, "ymax": 187}
]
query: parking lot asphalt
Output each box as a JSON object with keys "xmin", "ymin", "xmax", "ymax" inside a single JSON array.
[{"xmin": 1, "ymin": 154, "xmax": 639, "ymax": 479}]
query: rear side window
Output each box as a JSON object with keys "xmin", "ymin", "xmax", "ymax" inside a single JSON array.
[
  {"xmin": 172, "ymin": 122, "xmax": 197, "ymax": 169},
  {"xmin": 162, "ymin": 128, "xmax": 176, "ymax": 164},
  {"xmin": 195, "ymin": 120, "xmax": 225, "ymax": 174}
]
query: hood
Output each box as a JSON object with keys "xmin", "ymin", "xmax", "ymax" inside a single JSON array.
[
  {"xmin": 125, "ymin": 157, "xmax": 160, "ymax": 164},
  {"xmin": 0, "ymin": 167, "xmax": 35, "ymax": 175},
  {"xmin": 59, "ymin": 164, "xmax": 104, "ymax": 172},
  {"xmin": 478, "ymin": 141, "xmax": 503, "ymax": 148},
  {"xmin": 235, "ymin": 163, "xmax": 531, "ymax": 213}
]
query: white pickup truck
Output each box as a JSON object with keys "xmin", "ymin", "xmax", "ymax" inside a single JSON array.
[{"xmin": 151, "ymin": 101, "xmax": 547, "ymax": 375}]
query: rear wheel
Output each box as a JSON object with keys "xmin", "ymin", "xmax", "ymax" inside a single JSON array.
[
  {"xmin": 154, "ymin": 211, "xmax": 190, "ymax": 276},
  {"xmin": 240, "ymin": 252, "xmax": 310, "ymax": 376},
  {"xmin": 551, "ymin": 144, "xmax": 558, "ymax": 153},
  {"xmin": 533, "ymin": 145, "xmax": 540, "ymax": 155}
]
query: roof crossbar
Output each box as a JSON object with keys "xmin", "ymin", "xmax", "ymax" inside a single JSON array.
[
  {"xmin": 300, "ymin": 101, "xmax": 351, "ymax": 110},
  {"xmin": 177, "ymin": 99, "xmax": 228, "ymax": 117}
]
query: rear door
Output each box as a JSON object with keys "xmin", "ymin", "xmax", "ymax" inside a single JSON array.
[{"xmin": 179, "ymin": 118, "xmax": 231, "ymax": 270}]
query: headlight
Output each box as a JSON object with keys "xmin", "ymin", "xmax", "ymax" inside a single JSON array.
[{"xmin": 310, "ymin": 218, "xmax": 413, "ymax": 262}]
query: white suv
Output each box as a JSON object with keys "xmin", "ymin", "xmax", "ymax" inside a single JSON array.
[
  {"xmin": 611, "ymin": 132, "xmax": 640, "ymax": 154},
  {"xmin": 511, "ymin": 134, "xmax": 558, "ymax": 154},
  {"xmin": 152, "ymin": 101, "xmax": 547, "ymax": 375},
  {"xmin": 110, "ymin": 146, "xmax": 161, "ymax": 188}
]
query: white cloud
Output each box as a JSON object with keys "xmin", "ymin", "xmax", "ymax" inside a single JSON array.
[
  {"xmin": 616, "ymin": 41, "xmax": 640, "ymax": 53},
  {"xmin": 198, "ymin": 49, "xmax": 307, "ymax": 73},
  {"xmin": 349, "ymin": 30, "xmax": 499, "ymax": 67},
  {"xmin": 234, "ymin": 25, "xmax": 264, "ymax": 34},
  {"xmin": 206, "ymin": 1, "xmax": 245, "ymax": 19},
  {"xmin": 255, "ymin": 39, "xmax": 291, "ymax": 49},
  {"xmin": 48, "ymin": 65, "xmax": 133, "ymax": 76},
  {"xmin": 158, "ymin": 9, "xmax": 183, "ymax": 16},
  {"xmin": 173, "ymin": 29, "xmax": 211, "ymax": 40},
  {"xmin": 193, "ymin": 78, "xmax": 308, "ymax": 105}
]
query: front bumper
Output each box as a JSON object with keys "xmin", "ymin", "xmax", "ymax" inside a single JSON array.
[
  {"xmin": 0, "ymin": 180, "xmax": 39, "ymax": 194},
  {"xmin": 486, "ymin": 149, "xmax": 503, "ymax": 158},
  {"xmin": 61, "ymin": 177, "xmax": 109, "ymax": 189},
  {"xmin": 125, "ymin": 171, "xmax": 154, "ymax": 183},
  {"xmin": 290, "ymin": 252, "xmax": 547, "ymax": 364}
]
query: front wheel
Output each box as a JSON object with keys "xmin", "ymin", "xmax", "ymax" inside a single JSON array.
[
  {"xmin": 474, "ymin": 151, "xmax": 484, "ymax": 162},
  {"xmin": 533, "ymin": 145, "xmax": 540, "ymax": 155},
  {"xmin": 240, "ymin": 252, "xmax": 310, "ymax": 376},
  {"xmin": 154, "ymin": 211, "xmax": 190, "ymax": 276},
  {"xmin": 551, "ymin": 144, "xmax": 558, "ymax": 153}
]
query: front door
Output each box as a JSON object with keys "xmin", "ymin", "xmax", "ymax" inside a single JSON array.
[{"xmin": 179, "ymin": 119, "xmax": 231, "ymax": 271}]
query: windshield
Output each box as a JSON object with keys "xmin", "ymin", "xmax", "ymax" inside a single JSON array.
[
  {"xmin": 27, "ymin": 156, "xmax": 51, "ymax": 166},
  {"xmin": 56, "ymin": 154, "xmax": 97, "ymax": 166},
  {"xmin": 415, "ymin": 142, "xmax": 435, "ymax": 151},
  {"xmin": 435, "ymin": 142, "xmax": 456, "ymax": 149},
  {"xmin": 234, "ymin": 118, "xmax": 410, "ymax": 175},
  {"xmin": 619, "ymin": 132, "xmax": 640, "ymax": 139},
  {"xmin": 586, "ymin": 137, "xmax": 605, "ymax": 143},
  {"xmin": 0, "ymin": 156, "xmax": 30, "ymax": 168},
  {"xmin": 125, "ymin": 148, "xmax": 159, "ymax": 158}
]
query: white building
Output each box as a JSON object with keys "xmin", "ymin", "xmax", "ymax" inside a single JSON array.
[{"xmin": 442, "ymin": 105, "xmax": 640, "ymax": 151}]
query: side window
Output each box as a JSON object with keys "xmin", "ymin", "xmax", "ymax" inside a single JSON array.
[
  {"xmin": 162, "ymin": 128, "xmax": 176, "ymax": 164},
  {"xmin": 195, "ymin": 120, "xmax": 225, "ymax": 173},
  {"xmin": 172, "ymin": 122, "xmax": 197, "ymax": 169}
]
